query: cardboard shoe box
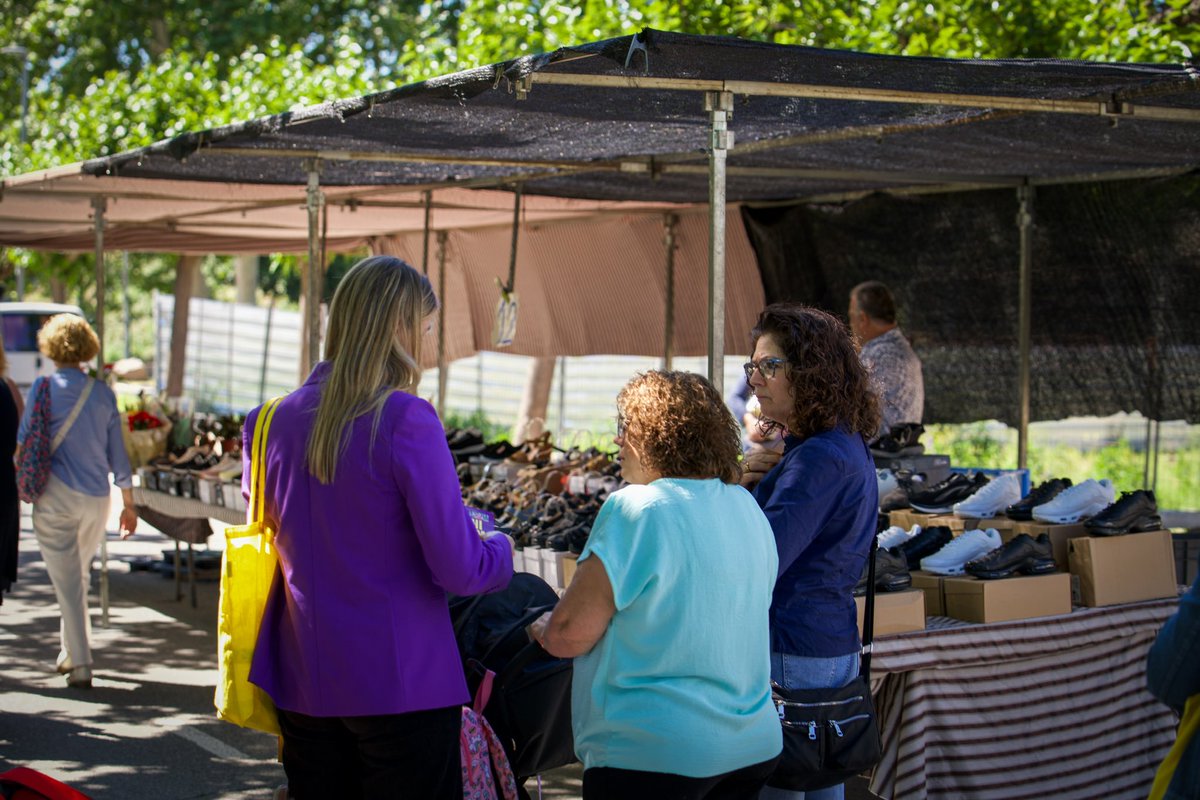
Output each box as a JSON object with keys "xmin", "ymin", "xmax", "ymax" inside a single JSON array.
[
  {"xmin": 561, "ymin": 554, "xmax": 579, "ymax": 588},
  {"xmin": 909, "ymin": 570, "xmax": 947, "ymax": 616},
  {"xmin": 931, "ymin": 515, "xmax": 1015, "ymax": 535},
  {"xmin": 1010, "ymin": 521, "xmax": 1088, "ymax": 571},
  {"xmin": 943, "ymin": 572, "xmax": 1072, "ymax": 623},
  {"xmin": 1069, "ymin": 530, "xmax": 1177, "ymax": 607},
  {"xmin": 855, "ymin": 589, "xmax": 926, "ymax": 637}
]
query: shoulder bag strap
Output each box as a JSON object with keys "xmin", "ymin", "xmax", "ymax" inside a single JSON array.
[
  {"xmin": 49, "ymin": 377, "xmax": 95, "ymax": 454},
  {"xmin": 861, "ymin": 534, "xmax": 878, "ymax": 681},
  {"xmin": 249, "ymin": 397, "xmax": 284, "ymax": 525}
]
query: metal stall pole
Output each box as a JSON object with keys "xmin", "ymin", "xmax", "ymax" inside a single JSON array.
[
  {"xmin": 92, "ymin": 196, "xmax": 111, "ymax": 627},
  {"xmin": 422, "ymin": 190, "xmax": 433, "ymax": 276},
  {"xmin": 302, "ymin": 159, "xmax": 324, "ymax": 378},
  {"xmin": 663, "ymin": 213, "xmax": 679, "ymax": 371},
  {"xmin": 122, "ymin": 252, "xmax": 132, "ymax": 358},
  {"xmin": 556, "ymin": 357, "xmax": 567, "ymax": 444},
  {"xmin": 436, "ymin": 230, "xmax": 449, "ymax": 417},
  {"xmin": 1016, "ymin": 184, "xmax": 1034, "ymax": 470},
  {"xmin": 705, "ymin": 92, "xmax": 733, "ymax": 398}
]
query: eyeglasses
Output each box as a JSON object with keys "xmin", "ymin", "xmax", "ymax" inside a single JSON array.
[
  {"xmin": 616, "ymin": 414, "xmax": 627, "ymax": 440},
  {"xmin": 743, "ymin": 357, "xmax": 788, "ymax": 381}
]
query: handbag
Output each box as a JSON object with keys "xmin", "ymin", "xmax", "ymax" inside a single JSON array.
[
  {"xmin": 16, "ymin": 377, "xmax": 94, "ymax": 504},
  {"xmin": 1148, "ymin": 693, "xmax": 1200, "ymax": 800},
  {"xmin": 214, "ymin": 396, "xmax": 284, "ymax": 735},
  {"xmin": 767, "ymin": 537, "xmax": 883, "ymax": 791}
]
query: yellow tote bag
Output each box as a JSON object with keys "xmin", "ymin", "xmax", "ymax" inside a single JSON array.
[
  {"xmin": 214, "ymin": 396, "xmax": 284, "ymax": 735},
  {"xmin": 1149, "ymin": 694, "xmax": 1200, "ymax": 800}
]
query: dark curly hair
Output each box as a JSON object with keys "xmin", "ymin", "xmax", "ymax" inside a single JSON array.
[
  {"xmin": 750, "ymin": 303, "xmax": 880, "ymax": 440},
  {"xmin": 617, "ymin": 370, "xmax": 742, "ymax": 484}
]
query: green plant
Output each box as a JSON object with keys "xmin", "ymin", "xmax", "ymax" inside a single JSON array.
[
  {"xmin": 926, "ymin": 423, "xmax": 1200, "ymax": 512},
  {"xmin": 441, "ymin": 409, "xmax": 510, "ymax": 443}
]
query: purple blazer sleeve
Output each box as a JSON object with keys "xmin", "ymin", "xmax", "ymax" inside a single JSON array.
[{"xmin": 389, "ymin": 398, "xmax": 512, "ymax": 596}]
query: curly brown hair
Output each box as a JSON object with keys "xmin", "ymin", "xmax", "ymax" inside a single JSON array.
[
  {"xmin": 617, "ymin": 370, "xmax": 742, "ymax": 484},
  {"xmin": 38, "ymin": 314, "xmax": 100, "ymax": 365},
  {"xmin": 750, "ymin": 303, "xmax": 880, "ymax": 440}
]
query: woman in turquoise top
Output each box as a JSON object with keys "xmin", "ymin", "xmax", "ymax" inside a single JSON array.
[{"xmin": 530, "ymin": 370, "xmax": 781, "ymax": 800}]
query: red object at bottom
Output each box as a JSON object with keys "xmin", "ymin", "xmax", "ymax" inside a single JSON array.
[{"xmin": 0, "ymin": 767, "xmax": 92, "ymax": 800}]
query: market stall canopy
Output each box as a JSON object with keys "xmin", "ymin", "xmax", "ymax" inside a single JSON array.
[
  {"xmin": 66, "ymin": 29, "xmax": 1200, "ymax": 200},
  {"xmin": 1, "ymin": 29, "xmax": 1198, "ymax": 420}
]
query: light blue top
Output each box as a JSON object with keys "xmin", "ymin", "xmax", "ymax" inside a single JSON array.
[
  {"xmin": 18, "ymin": 368, "xmax": 133, "ymax": 497},
  {"xmin": 572, "ymin": 477, "xmax": 782, "ymax": 777}
]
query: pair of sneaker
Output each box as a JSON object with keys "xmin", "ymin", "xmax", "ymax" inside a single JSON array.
[
  {"xmin": 1031, "ymin": 478, "xmax": 1116, "ymax": 523},
  {"xmin": 919, "ymin": 528, "xmax": 1003, "ymax": 575}
]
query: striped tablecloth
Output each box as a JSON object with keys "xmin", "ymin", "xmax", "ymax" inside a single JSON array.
[
  {"xmin": 133, "ymin": 487, "xmax": 246, "ymax": 526},
  {"xmin": 869, "ymin": 598, "xmax": 1180, "ymax": 800}
]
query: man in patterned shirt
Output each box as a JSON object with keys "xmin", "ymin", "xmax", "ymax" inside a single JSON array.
[{"xmin": 849, "ymin": 281, "xmax": 924, "ymax": 434}]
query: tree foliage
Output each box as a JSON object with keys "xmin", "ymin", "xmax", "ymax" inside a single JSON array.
[{"xmin": 0, "ymin": 0, "xmax": 1197, "ymax": 356}]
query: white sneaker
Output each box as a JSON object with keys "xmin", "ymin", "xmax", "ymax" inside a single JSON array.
[
  {"xmin": 920, "ymin": 528, "xmax": 1003, "ymax": 576},
  {"xmin": 1032, "ymin": 478, "xmax": 1116, "ymax": 523},
  {"xmin": 952, "ymin": 472, "xmax": 1023, "ymax": 518},
  {"xmin": 878, "ymin": 524, "xmax": 921, "ymax": 550},
  {"xmin": 877, "ymin": 469, "xmax": 899, "ymax": 497}
]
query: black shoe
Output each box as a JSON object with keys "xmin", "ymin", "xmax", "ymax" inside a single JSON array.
[
  {"xmin": 1084, "ymin": 490, "xmax": 1163, "ymax": 536},
  {"xmin": 965, "ymin": 533, "xmax": 1056, "ymax": 579},
  {"xmin": 869, "ymin": 423, "xmax": 926, "ymax": 458},
  {"xmin": 909, "ymin": 473, "xmax": 989, "ymax": 514},
  {"xmin": 1005, "ymin": 477, "xmax": 1072, "ymax": 521},
  {"xmin": 853, "ymin": 547, "xmax": 912, "ymax": 596},
  {"xmin": 897, "ymin": 526, "xmax": 953, "ymax": 571}
]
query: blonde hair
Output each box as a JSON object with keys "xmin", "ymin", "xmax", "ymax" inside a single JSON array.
[
  {"xmin": 38, "ymin": 314, "xmax": 100, "ymax": 364},
  {"xmin": 306, "ymin": 256, "xmax": 437, "ymax": 484}
]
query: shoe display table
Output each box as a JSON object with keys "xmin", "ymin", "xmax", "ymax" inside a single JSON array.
[
  {"xmin": 868, "ymin": 596, "xmax": 1179, "ymax": 800},
  {"xmin": 132, "ymin": 487, "xmax": 244, "ymax": 607}
]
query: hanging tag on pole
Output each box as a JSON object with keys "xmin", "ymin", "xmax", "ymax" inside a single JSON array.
[{"xmin": 493, "ymin": 279, "xmax": 519, "ymax": 348}]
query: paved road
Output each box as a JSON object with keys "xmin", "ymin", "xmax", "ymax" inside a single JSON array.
[
  {"xmin": 0, "ymin": 500, "xmax": 587, "ymax": 799},
  {"xmin": 0, "ymin": 496, "xmax": 875, "ymax": 800}
]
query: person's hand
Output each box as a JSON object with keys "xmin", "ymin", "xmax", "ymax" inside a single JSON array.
[
  {"xmin": 527, "ymin": 610, "xmax": 553, "ymax": 645},
  {"xmin": 485, "ymin": 531, "xmax": 515, "ymax": 554},
  {"xmin": 118, "ymin": 507, "xmax": 138, "ymax": 539},
  {"xmin": 740, "ymin": 450, "xmax": 782, "ymax": 489}
]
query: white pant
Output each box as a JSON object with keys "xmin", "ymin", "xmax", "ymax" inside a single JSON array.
[{"xmin": 32, "ymin": 474, "xmax": 111, "ymax": 669}]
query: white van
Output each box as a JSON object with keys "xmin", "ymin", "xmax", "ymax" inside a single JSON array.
[{"xmin": 0, "ymin": 302, "xmax": 86, "ymax": 391}]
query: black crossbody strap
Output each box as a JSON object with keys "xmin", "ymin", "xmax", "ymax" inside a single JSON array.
[{"xmin": 861, "ymin": 535, "xmax": 878, "ymax": 681}]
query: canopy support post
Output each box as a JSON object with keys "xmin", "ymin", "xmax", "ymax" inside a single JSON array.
[
  {"xmin": 705, "ymin": 91, "xmax": 734, "ymax": 398},
  {"xmin": 92, "ymin": 196, "xmax": 110, "ymax": 628},
  {"xmin": 663, "ymin": 213, "xmax": 678, "ymax": 370},
  {"xmin": 302, "ymin": 159, "xmax": 324, "ymax": 378},
  {"xmin": 421, "ymin": 190, "xmax": 433, "ymax": 276},
  {"xmin": 436, "ymin": 230, "xmax": 449, "ymax": 417},
  {"xmin": 1016, "ymin": 184, "xmax": 1034, "ymax": 469}
]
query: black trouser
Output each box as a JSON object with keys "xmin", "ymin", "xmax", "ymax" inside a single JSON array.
[
  {"xmin": 277, "ymin": 705, "xmax": 462, "ymax": 799},
  {"xmin": 582, "ymin": 756, "xmax": 781, "ymax": 800}
]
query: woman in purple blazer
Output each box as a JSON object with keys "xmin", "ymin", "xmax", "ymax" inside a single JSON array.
[{"xmin": 242, "ymin": 255, "xmax": 514, "ymax": 799}]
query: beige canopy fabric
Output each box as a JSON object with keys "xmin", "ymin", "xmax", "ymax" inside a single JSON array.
[
  {"xmin": 373, "ymin": 207, "xmax": 764, "ymax": 362},
  {"xmin": 0, "ymin": 174, "xmax": 687, "ymax": 254}
]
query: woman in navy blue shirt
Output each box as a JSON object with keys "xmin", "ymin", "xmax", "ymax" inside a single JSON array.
[{"xmin": 740, "ymin": 304, "xmax": 880, "ymax": 800}]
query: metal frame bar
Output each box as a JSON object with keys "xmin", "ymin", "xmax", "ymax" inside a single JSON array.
[
  {"xmin": 92, "ymin": 196, "xmax": 110, "ymax": 628},
  {"xmin": 529, "ymin": 72, "xmax": 1200, "ymax": 122},
  {"xmin": 706, "ymin": 91, "xmax": 733, "ymax": 397}
]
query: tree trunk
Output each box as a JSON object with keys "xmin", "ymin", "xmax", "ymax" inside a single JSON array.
[
  {"xmin": 513, "ymin": 357, "xmax": 556, "ymax": 444},
  {"xmin": 166, "ymin": 255, "xmax": 200, "ymax": 397},
  {"xmin": 235, "ymin": 255, "xmax": 258, "ymax": 304},
  {"xmin": 49, "ymin": 277, "xmax": 66, "ymax": 304}
]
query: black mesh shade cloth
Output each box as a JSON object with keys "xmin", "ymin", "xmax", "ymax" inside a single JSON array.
[{"xmin": 742, "ymin": 175, "xmax": 1200, "ymax": 424}]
